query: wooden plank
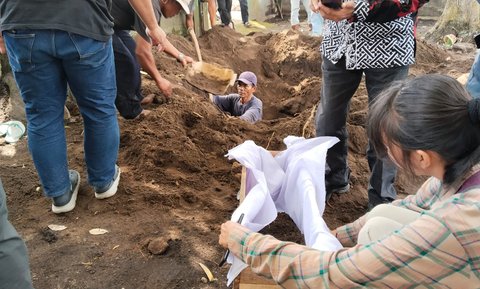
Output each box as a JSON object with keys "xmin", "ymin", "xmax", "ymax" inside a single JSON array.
[
  {"xmin": 239, "ymin": 166, "xmax": 247, "ymax": 203},
  {"xmin": 240, "ymin": 284, "xmax": 280, "ymax": 289},
  {"xmin": 234, "ymin": 268, "xmax": 281, "ymax": 289}
]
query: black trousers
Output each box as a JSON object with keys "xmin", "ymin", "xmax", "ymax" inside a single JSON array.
[
  {"xmin": 217, "ymin": 0, "xmax": 232, "ymax": 26},
  {"xmin": 315, "ymin": 57, "xmax": 409, "ymax": 209},
  {"xmin": 112, "ymin": 29, "xmax": 143, "ymax": 119}
]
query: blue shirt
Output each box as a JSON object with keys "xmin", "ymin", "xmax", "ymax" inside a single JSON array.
[{"xmin": 212, "ymin": 94, "xmax": 262, "ymax": 123}]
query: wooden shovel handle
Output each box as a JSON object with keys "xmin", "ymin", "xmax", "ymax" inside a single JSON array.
[{"xmin": 189, "ymin": 28, "xmax": 202, "ymax": 62}]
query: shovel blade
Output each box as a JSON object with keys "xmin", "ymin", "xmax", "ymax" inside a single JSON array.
[{"xmin": 186, "ymin": 62, "xmax": 237, "ymax": 95}]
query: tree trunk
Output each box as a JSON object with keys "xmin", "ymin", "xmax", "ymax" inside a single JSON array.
[{"xmin": 426, "ymin": 0, "xmax": 480, "ymax": 42}]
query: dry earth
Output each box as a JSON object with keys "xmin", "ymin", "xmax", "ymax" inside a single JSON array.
[{"xmin": 0, "ymin": 19, "xmax": 474, "ymax": 289}]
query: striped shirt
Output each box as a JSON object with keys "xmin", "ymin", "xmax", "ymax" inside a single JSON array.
[{"xmin": 227, "ymin": 165, "xmax": 480, "ymax": 288}]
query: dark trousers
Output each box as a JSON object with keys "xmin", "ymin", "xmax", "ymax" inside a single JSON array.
[
  {"xmin": 217, "ymin": 0, "xmax": 232, "ymax": 25},
  {"xmin": 315, "ymin": 57, "xmax": 409, "ymax": 209},
  {"xmin": 0, "ymin": 179, "xmax": 33, "ymax": 289},
  {"xmin": 239, "ymin": 0, "xmax": 249, "ymax": 24},
  {"xmin": 112, "ymin": 30, "xmax": 143, "ymax": 119}
]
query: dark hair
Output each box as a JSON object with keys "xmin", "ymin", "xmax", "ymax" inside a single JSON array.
[{"xmin": 368, "ymin": 74, "xmax": 480, "ymax": 186}]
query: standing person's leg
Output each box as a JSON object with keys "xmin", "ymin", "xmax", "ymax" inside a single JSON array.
[
  {"xmin": 239, "ymin": 0, "xmax": 249, "ymax": 25},
  {"xmin": 467, "ymin": 49, "xmax": 480, "ymax": 98},
  {"xmin": 3, "ymin": 29, "xmax": 77, "ymax": 212},
  {"xmin": 364, "ymin": 65, "xmax": 409, "ymax": 209},
  {"xmin": 301, "ymin": 0, "xmax": 312, "ymax": 26},
  {"xmin": 112, "ymin": 30, "xmax": 143, "ymax": 119},
  {"xmin": 207, "ymin": 0, "xmax": 217, "ymax": 27},
  {"xmin": 357, "ymin": 204, "xmax": 420, "ymax": 244},
  {"xmin": 290, "ymin": 0, "xmax": 301, "ymax": 29},
  {"xmin": 0, "ymin": 179, "xmax": 33, "ymax": 289},
  {"xmin": 311, "ymin": 12, "xmax": 323, "ymax": 36},
  {"xmin": 226, "ymin": 0, "xmax": 233, "ymax": 27},
  {"xmin": 217, "ymin": 0, "xmax": 231, "ymax": 26},
  {"xmin": 315, "ymin": 57, "xmax": 363, "ymax": 198},
  {"xmin": 61, "ymin": 32, "xmax": 120, "ymax": 198}
]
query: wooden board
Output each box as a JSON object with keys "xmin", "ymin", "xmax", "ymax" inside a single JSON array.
[{"xmin": 234, "ymin": 267, "xmax": 281, "ymax": 289}]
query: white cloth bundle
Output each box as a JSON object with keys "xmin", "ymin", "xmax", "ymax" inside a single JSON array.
[{"xmin": 225, "ymin": 136, "xmax": 343, "ymax": 285}]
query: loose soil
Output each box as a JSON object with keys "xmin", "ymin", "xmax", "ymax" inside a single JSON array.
[{"xmin": 0, "ymin": 22, "xmax": 474, "ymax": 289}]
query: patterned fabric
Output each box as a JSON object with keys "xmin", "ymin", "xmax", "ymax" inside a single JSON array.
[
  {"xmin": 321, "ymin": 0, "xmax": 428, "ymax": 70},
  {"xmin": 227, "ymin": 165, "xmax": 480, "ymax": 288}
]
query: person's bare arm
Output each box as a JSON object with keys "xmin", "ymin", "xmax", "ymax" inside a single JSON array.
[
  {"xmin": 0, "ymin": 35, "xmax": 5, "ymax": 54},
  {"xmin": 128, "ymin": 0, "xmax": 167, "ymax": 49},
  {"xmin": 208, "ymin": 0, "xmax": 217, "ymax": 27},
  {"xmin": 186, "ymin": 14, "xmax": 194, "ymax": 30},
  {"xmin": 160, "ymin": 37, "xmax": 194, "ymax": 67},
  {"xmin": 135, "ymin": 35, "xmax": 172, "ymax": 97}
]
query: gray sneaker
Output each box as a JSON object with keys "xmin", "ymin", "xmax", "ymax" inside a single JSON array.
[
  {"xmin": 326, "ymin": 183, "xmax": 350, "ymax": 202},
  {"xmin": 94, "ymin": 165, "xmax": 120, "ymax": 199},
  {"xmin": 52, "ymin": 170, "xmax": 80, "ymax": 214}
]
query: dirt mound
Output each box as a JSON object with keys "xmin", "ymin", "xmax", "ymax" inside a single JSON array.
[{"xmin": 163, "ymin": 27, "xmax": 323, "ymax": 120}]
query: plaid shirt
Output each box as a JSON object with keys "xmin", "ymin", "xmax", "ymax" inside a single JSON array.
[
  {"xmin": 321, "ymin": 0, "xmax": 429, "ymax": 70},
  {"xmin": 228, "ymin": 165, "xmax": 480, "ymax": 288}
]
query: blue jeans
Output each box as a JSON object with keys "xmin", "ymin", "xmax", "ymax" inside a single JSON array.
[
  {"xmin": 315, "ymin": 57, "xmax": 409, "ymax": 208},
  {"xmin": 311, "ymin": 12, "xmax": 324, "ymax": 36},
  {"xmin": 3, "ymin": 29, "xmax": 119, "ymax": 198},
  {"xmin": 239, "ymin": 0, "xmax": 249, "ymax": 24},
  {"xmin": 290, "ymin": 0, "xmax": 312, "ymax": 25},
  {"xmin": 467, "ymin": 49, "xmax": 480, "ymax": 98}
]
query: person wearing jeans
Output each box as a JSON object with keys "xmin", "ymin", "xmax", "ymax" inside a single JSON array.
[
  {"xmin": 0, "ymin": 0, "xmax": 169, "ymax": 213},
  {"xmin": 239, "ymin": 0, "xmax": 251, "ymax": 27},
  {"xmin": 2, "ymin": 30, "xmax": 120, "ymax": 213},
  {"xmin": 0, "ymin": 0, "xmax": 121, "ymax": 214},
  {"xmin": 467, "ymin": 35, "xmax": 480, "ymax": 98},
  {"xmin": 290, "ymin": 0, "xmax": 312, "ymax": 30},
  {"xmin": 310, "ymin": 11, "xmax": 323, "ymax": 36},
  {"xmin": 467, "ymin": 0, "xmax": 480, "ymax": 97},
  {"xmin": 312, "ymin": 0, "xmax": 428, "ymax": 209}
]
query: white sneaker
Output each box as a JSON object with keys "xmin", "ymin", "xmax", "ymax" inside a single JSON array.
[{"xmin": 94, "ymin": 165, "xmax": 121, "ymax": 199}]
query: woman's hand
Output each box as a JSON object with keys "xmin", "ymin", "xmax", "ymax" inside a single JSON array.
[{"xmin": 219, "ymin": 221, "xmax": 243, "ymax": 249}]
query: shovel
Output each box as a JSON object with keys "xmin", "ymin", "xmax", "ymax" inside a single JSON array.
[{"xmin": 185, "ymin": 29, "xmax": 237, "ymax": 95}]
